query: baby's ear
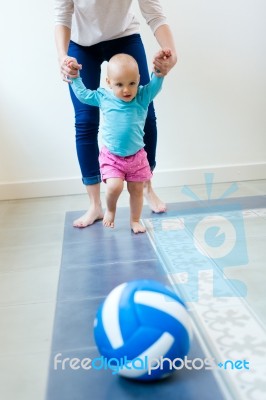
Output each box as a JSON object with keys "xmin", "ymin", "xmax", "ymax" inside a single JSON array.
[{"xmin": 106, "ymin": 77, "xmax": 111, "ymax": 87}]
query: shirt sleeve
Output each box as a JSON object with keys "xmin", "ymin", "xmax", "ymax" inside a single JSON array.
[
  {"xmin": 138, "ymin": 74, "xmax": 164, "ymax": 106},
  {"xmin": 138, "ymin": 0, "xmax": 168, "ymax": 34},
  {"xmin": 54, "ymin": 0, "xmax": 74, "ymax": 29},
  {"xmin": 70, "ymin": 77, "xmax": 102, "ymax": 107}
]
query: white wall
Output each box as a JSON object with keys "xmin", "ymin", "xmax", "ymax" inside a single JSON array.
[{"xmin": 0, "ymin": 0, "xmax": 265, "ymax": 200}]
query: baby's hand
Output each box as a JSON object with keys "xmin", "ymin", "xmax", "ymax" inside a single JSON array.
[
  {"xmin": 66, "ymin": 59, "xmax": 82, "ymax": 71},
  {"xmin": 60, "ymin": 56, "xmax": 82, "ymax": 83},
  {"xmin": 153, "ymin": 48, "xmax": 176, "ymax": 76},
  {"xmin": 155, "ymin": 48, "xmax": 172, "ymax": 60}
]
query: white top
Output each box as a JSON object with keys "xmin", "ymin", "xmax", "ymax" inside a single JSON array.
[{"xmin": 54, "ymin": 0, "xmax": 167, "ymax": 46}]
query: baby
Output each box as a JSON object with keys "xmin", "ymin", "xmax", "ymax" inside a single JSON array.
[{"xmin": 68, "ymin": 52, "xmax": 169, "ymax": 233}]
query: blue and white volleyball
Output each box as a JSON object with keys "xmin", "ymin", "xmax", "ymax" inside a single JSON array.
[{"xmin": 93, "ymin": 279, "xmax": 192, "ymax": 380}]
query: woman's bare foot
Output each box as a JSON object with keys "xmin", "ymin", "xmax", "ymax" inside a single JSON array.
[
  {"xmin": 103, "ymin": 210, "xmax": 115, "ymax": 228},
  {"xmin": 73, "ymin": 205, "xmax": 104, "ymax": 228},
  {"xmin": 144, "ymin": 181, "xmax": 166, "ymax": 213},
  {"xmin": 131, "ymin": 221, "xmax": 146, "ymax": 234}
]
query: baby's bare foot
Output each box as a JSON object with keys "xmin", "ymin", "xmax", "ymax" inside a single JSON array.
[
  {"xmin": 131, "ymin": 221, "xmax": 146, "ymax": 234},
  {"xmin": 103, "ymin": 210, "xmax": 115, "ymax": 228},
  {"xmin": 73, "ymin": 205, "xmax": 104, "ymax": 228}
]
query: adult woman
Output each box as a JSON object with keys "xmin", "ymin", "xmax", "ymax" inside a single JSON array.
[{"xmin": 54, "ymin": 0, "xmax": 177, "ymax": 227}]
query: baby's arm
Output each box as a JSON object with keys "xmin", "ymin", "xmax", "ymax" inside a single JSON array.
[
  {"xmin": 69, "ymin": 75, "xmax": 101, "ymax": 107},
  {"xmin": 66, "ymin": 59, "xmax": 101, "ymax": 106},
  {"xmin": 139, "ymin": 73, "xmax": 164, "ymax": 105}
]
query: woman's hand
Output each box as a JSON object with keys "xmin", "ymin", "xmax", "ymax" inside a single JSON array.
[
  {"xmin": 153, "ymin": 48, "xmax": 177, "ymax": 77},
  {"xmin": 59, "ymin": 56, "xmax": 82, "ymax": 83}
]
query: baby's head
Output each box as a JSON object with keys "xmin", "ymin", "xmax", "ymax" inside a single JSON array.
[{"xmin": 106, "ymin": 54, "xmax": 140, "ymax": 102}]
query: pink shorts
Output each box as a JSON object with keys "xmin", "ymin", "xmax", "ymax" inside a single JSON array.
[{"xmin": 99, "ymin": 146, "xmax": 152, "ymax": 183}]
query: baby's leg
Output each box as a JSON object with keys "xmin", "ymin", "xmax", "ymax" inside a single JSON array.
[
  {"xmin": 104, "ymin": 178, "xmax": 124, "ymax": 228},
  {"xmin": 127, "ymin": 181, "xmax": 146, "ymax": 234}
]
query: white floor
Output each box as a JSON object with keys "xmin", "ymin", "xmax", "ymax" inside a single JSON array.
[{"xmin": 0, "ymin": 179, "xmax": 266, "ymax": 400}]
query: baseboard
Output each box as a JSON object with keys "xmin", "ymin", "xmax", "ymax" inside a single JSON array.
[
  {"xmin": 152, "ymin": 162, "xmax": 266, "ymax": 187},
  {"xmin": 0, "ymin": 177, "xmax": 84, "ymax": 201},
  {"xmin": 1, "ymin": 163, "xmax": 266, "ymax": 200}
]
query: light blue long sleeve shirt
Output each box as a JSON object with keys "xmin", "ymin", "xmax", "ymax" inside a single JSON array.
[{"xmin": 70, "ymin": 74, "xmax": 163, "ymax": 157}]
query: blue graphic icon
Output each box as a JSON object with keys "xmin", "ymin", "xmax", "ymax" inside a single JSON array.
[{"xmin": 148, "ymin": 173, "xmax": 249, "ymax": 301}]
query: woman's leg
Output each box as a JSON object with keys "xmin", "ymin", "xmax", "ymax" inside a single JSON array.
[
  {"xmin": 127, "ymin": 181, "xmax": 146, "ymax": 234},
  {"xmin": 102, "ymin": 34, "xmax": 166, "ymax": 213},
  {"xmin": 75, "ymin": 183, "xmax": 103, "ymax": 228},
  {"xmin": 68, "ymin": 41, "xmax": 104, "ymax": 227},
  {"xmin": 104, "ymin": 178, "xmax": 124, "ymax": 228}
]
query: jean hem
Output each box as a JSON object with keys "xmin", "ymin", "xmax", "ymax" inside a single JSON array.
[
  {"xmin": 150, "ymin": 162, "xmax": 156, "ymax": 172},
  {"xmin": 82, "ymin": 175, "xmax": 102, "ymax": 185}
]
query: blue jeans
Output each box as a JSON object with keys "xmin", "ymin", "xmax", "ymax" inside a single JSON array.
[{"xmin": 68, "ymin": 34, "xmax": 157, "ymax": 185}]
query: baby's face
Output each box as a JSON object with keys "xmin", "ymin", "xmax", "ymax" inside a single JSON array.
[{"xmin": 106, "ymin": 67, "xmax": 140, "ymax": 102}]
